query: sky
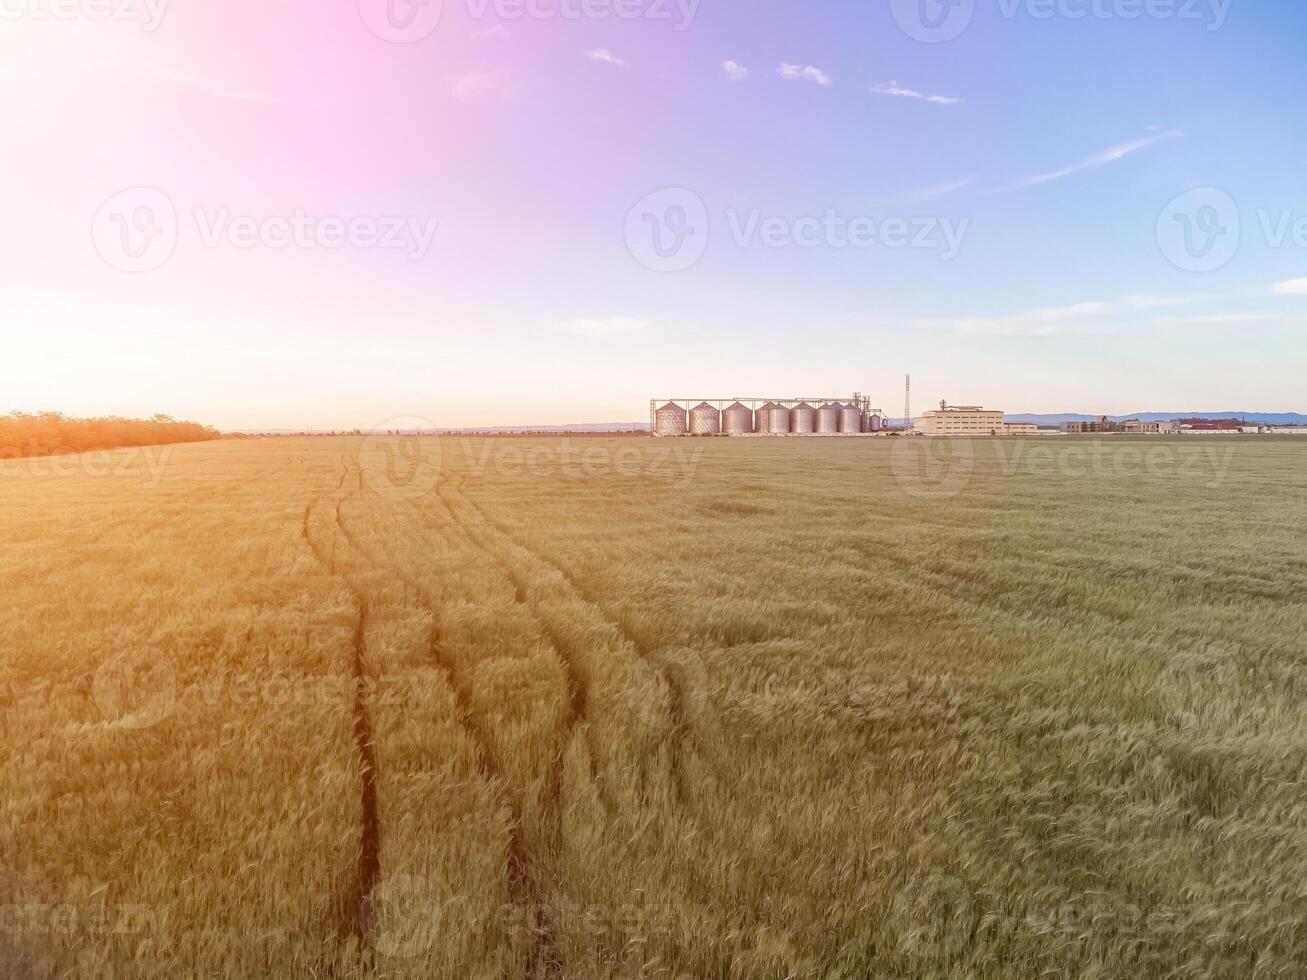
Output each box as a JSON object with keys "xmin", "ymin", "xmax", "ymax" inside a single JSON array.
[{"xmin": 2, "ymin": 0, "xmax": 1306, "ymax": 428}]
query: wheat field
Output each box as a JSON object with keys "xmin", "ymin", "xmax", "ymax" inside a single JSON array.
[{"xmin": 3, "ymin": 435, "xmax": 1306, "ymax": 978}]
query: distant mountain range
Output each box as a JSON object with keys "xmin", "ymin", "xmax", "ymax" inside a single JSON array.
[
  {"xmin": 227, "ymin": 423, "xmax": 650, "ymax": 435},
  {"xmin": 1003, "ymin": 412, "xmax": 1307, "ymax": 426},
  {"xmin": 226, "ymin": 413, "xmax": 1307, "ymax": 435}
]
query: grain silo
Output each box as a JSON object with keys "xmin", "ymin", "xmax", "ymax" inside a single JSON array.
[
  {"xmin": 864, "ymin": 413, "xmax": 883, "ymax": 433},
  {"xmin": 839, "ymin": 402, "xmax": 863, "ymax": 434},
  {"xmin": 791, "ymin": 402, "xmax": 816, "ymax": 434},
  {"xmin": 723, "ymin": 401, "xmax": 753, "ymax": 434},
  {"xmin": 654, "ymin": 401, "xmax": 688, "ymax": 437},
  {"xmin": 760, "ymin": 401, "xmax": 790, "ymax": 434},
  {"xmin": 816, "ymin": 402, "xmax": 842, "ymax": 434},
  {"xmin": 689, "ymin": 402, "xmax": 721, "ymax": 435}
]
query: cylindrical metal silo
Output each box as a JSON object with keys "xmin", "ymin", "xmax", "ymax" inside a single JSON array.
[
  {"xmin": 791, "ymin": 402, "xmax": 816, "ymax": 434},
  {"xmin": 689, "ymin": 402, "xmax": 721, "ymax": 435},
  {"xmin": 865, "ymin": 413, "xmax": 883, "ymax": 432},
  {"xmin": 723, "ymin": 402, "xmax": 753, "ymax": 434},
  {"xmin": 839, "ymin": 402, "xmax": 863, "ymax": 433},
  {"xmin": 761, "ymin": 402, "xmax": 790, "ymax": 434},
  {"xmin": 654, "ymin": 401, "xmax": 688, "ymax": 437},
  {"xmin": 816, "ymin": 402, "xmax": 842, "ymax": 434}
]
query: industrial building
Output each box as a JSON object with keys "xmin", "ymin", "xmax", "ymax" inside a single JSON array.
[
  {"xmin": 1060, "ymin": 417, "xmax": 1122, "ymax": 434},
  {"xmin": 1121, "ymin": 419, "xmax": 1182, "ymax": 434},
  {"xmin": 651, "ymin": 395, "xmax": 886, "ymax": 436},
  {"xmin": 915, "ymin": 403, "xmax": 1006, "ymax": 436}
]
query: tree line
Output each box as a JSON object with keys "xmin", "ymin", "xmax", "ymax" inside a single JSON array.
[{"xmin": 0, "ymin": 412, "xmax": 221, "ymax": 460}]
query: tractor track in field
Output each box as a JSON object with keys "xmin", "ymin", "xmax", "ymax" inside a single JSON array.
[
  {"xmin": 340, "ymin": 467, "xmax": 564, "ymax": 980},
  {"xmin": 404, "ymin": 482, "xmax": 576, "ymax": 979},
  {"xmin": 443, "ymin": 475, "xmax": 701, "ymax": 807},
  {"xmin": 301, "ymin": 485, "xmax": 382, "ymax": 961},
  {"xmin": 431, "ymin": 482, "xmax": 592, "ymax": 796}
]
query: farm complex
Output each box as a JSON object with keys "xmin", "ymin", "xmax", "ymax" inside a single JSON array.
[{"xmin": 650, "ymin": 395, "xmax": 886, "ymax": 436}]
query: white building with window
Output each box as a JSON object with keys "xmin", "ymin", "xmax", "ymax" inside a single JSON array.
[{"xmin": 915, "ymin": 404, "xmax": 1005, "ymax": 436}]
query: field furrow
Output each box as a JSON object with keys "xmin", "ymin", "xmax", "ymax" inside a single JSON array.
[{"xmin": 6, "ymin": 436, "xmax": 1307, "ymax": 978}]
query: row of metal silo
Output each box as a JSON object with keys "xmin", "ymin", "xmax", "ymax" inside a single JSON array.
[{"xmin": 655, "ymin": 401, "xmax": 882, "ymax": 436}]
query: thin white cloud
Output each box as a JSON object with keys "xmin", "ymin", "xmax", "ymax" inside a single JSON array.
[
  {"xmin": 778, "ymin": 63, "xmax": 830, "ymax": 86},
  {"xmin": 453, "ymin": 69, "xmax": 522, "ymax": 103},
  {"xmin": 900, "ymin": 176, "xmax": 977, "ymax": 203},
  {"xmin": 871, "ymin": 80, "xmax": 962, "ymax": 106},
  {"xmin": 723, "ymin": 60, "xmax": 750, "ymax": 82},
  {"xmin": 584, "ymin": 49, "xmax": 626, "ymax": 67},
  {"xmin": 914, "ymin": 294, "xmax": 1289, "ymax": 337},
  {"xmin": 1273, "ymin": 277, "xmax": 1307, "ymax": 295},
  {"xmin": 924, "ymin": 301, "xmax": 1113, "ymax": 337},
  {"xmin": 562, "ymin": 317, "xmax": 651, "ymax": 337},
  {"xmin": 472, "ymin": 24, "xmax": 507, "ymax": 39},
  {"xmin": 1007, "ymin": 130, "xmax": 1182, "ymax": 189},
  {"xmin": 94, "ymin": 56, "xmax": 274, "ymax": 102}
]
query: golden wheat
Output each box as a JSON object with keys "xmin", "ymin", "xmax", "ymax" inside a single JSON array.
[{"xmin": 3, "ymin": 435, "xmax": 1305, "ymax": 978}]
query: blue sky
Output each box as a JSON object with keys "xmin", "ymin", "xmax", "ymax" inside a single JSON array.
[{"xmin": 2, "ymin": 0, "xmax": 1305, "ymax": 426}]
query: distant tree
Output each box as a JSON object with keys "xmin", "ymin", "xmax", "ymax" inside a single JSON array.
[{"xmin": 0, "ymin": 412, "xmax": 221, "ymax": 460}]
